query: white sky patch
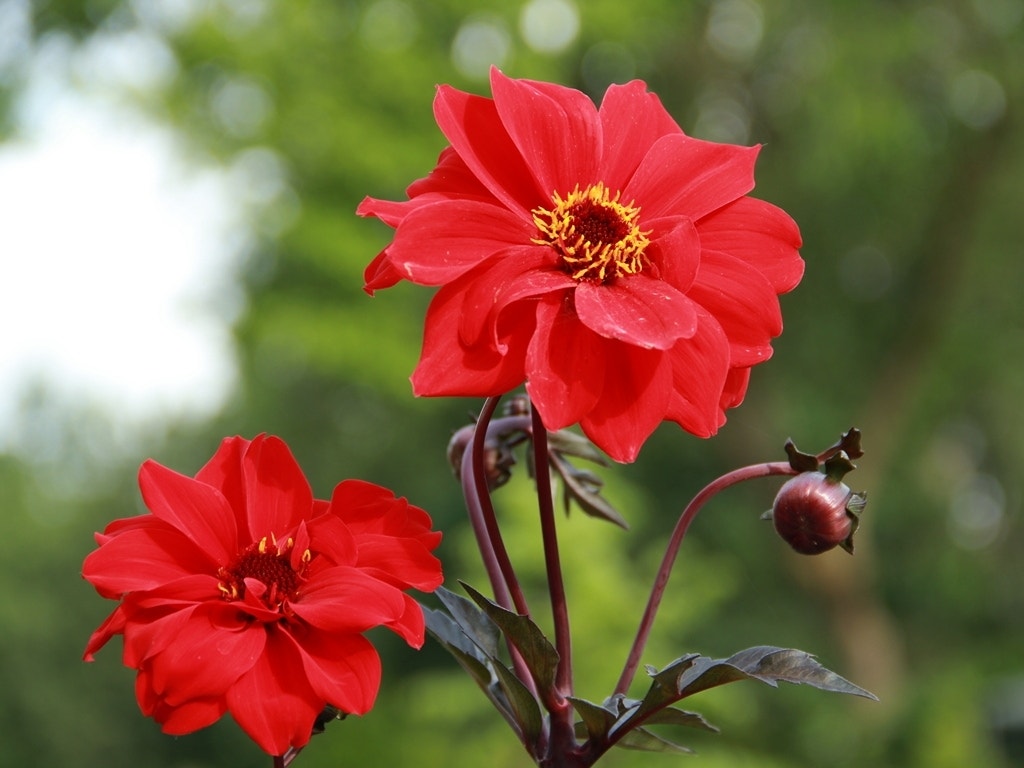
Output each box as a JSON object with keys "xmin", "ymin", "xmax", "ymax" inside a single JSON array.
[{"xmin": 0, "ymin": 84, "xmax": 243, "ymax": 448}]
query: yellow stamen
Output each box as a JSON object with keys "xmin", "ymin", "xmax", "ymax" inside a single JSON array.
[{"xmin": 532, "ymin": 182, "xmax": 651, "ymax": 283}]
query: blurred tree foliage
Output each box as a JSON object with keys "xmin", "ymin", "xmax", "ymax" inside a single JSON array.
[{"xmin": 3, "ymin": 0, "xmax": 1023, "ymax": 766}]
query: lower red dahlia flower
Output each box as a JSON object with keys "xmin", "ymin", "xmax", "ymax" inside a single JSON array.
[
  {"xmin": 82, "ymin": 435, "xmax": 443, "ymax": 756},
  {"xmin": 359, "ymin": 68, "xmax": 804, "ymax": 462}
]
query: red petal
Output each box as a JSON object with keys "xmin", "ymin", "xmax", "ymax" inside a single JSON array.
[
  {"xmin": 138, "ymin": 461, "xmax": 237, "ymax": 564},
  {"xmin": 122, "ymin": 603, "xmax": 200, "ymax": 667},
  {"xmin": 146, "ymin": 687, "xmax": 225, "ymax": 736},
  {"xmin": 84, "ymin": 605, "xmax": 126, "ymax": 661},
  {"xmin": 194, "ymin": 436, "xmax": 249, "ymax": 528},
  {"xmin": 290, "ymin": 567, "xmax": 406, "ymax": 633},
  {"xmin": 287, "ymin": 629, "xmax": 381, "ymax": 715},
  {"xmin": 696, "ymin": 196, "xmax": 804, "ymax": 293},
  {"xmin": 410, "ymin": 278, "xmax": 532, "ymax": 397},
  {"xmin": 327, "ymin": 480, "xmax": 400, "ymax": 531},
  {"xmin": 458, "ymin": 245, "xmax": 569, "ymax": 349},
  {"xmin": 149, "ymin": 604, "xmax": 265, "ymax": 706},
  {"xmin": 598, "ymin": 80, "xmax": 682, "ymax": 190},
  {"xmin": 689, "ymin": 249, "xmax": 783, "ymax": 367},
  {"xmin": 126, "ymin": 573, "xmax": 223, "ymax": 609},
  {"xmin": 579, "ymin": 343, "xmax": 673, "ymax": 463},
  {"xmin": 720, "ymin": 366, "xmax": 751, "ymax": 410},
  {"xmin": 625, "ymin": 134, "xmax": 759, "ymax": 221},
  {"xmin": 645, "ymin": 215, "xmax": 701, "ymax": 294},
  {"xmin": 383, "ymin": 593, "xmax": 427, "ymax": 648},
  {"xmin": 354, "ymin": 535, "xmax": 443, "ymax": 592},
  {"xmin": 83, "ymin": 526, "xmax": 214, "ymax": 595},
  {"xmin": 357, "ymin": 195, "xmax": 419, "ymax": 227},
  {"xmin": 362, "ymin": 247, "xmax": 404, "ymax": 294},
  {"xmin": 241, "ymin": 435, "xmax": 313, "ymax": 541},
  {"xmin": 406, "ymin": 145, "xmax": 493, "ymax": 201},
  {"xmin": 330, "ymin": 480, "xmax": 442, "ymax": 548},
  {"xmin": 226, "ymin": 629, "xmax": 322, "ymax": 755},
  {"xmin": 306, "ymin": 512, "xmax": 358, "ymax": 567},
  {"xmin": 490, "ymin": 69, "xmax": 601, "ymax": 197},
  {"xmin": 664, "ymin": 308, "xmax": 732, "ymax": 437},
  {"xmin": 525, "ymin": 295, "xmax": 605, "ymax": 429},
  {"xmin": 575, "ymin": 275, "xmax": 698, "ymax": 350},
  {"xmin": 433, "ymin": 83, "xmax": 542, "ymax": 213},
  {"xmin": 386, "ymin": 199, "xmax": 536, "ymax": 286}
]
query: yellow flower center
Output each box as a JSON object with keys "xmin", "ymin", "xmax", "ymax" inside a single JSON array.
[{"xmin": 532, "ymin": 182, "xmax": 651, "ymax": 283}]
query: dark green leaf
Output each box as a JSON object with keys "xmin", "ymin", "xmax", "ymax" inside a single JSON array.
[
  {"xmin": 491, "ymin": 655, "xmax": 545, "ymax": 752},
  {"xmin": 615, "ymin": 727, "xmax": 695, "ymax": 754},
  {"xmin": 433, "ymin": 585, "xmax": 501, "ymax": 658},
  {"xmin": 568, "ymin": 696, "xmax": 618, "ymax": 742},
  {"xmin": 716, "ymin": 646, "xmax": 878, "ymax": 700},
  {"xmin": 550, "ymin": 452, "xmax": 629, "ymax": 529},
  {"xmin": 642, "ymin": 706, "xmax": 719, "ymax": 733},
  {"xmin": 461, "ymin": 582, "xmax": 560, "ymax": 695},
  {"xmin": 423, "ymin": 608, "xmax": 500, "ymax": 695},
  {"xmin": 547, "ymin": 429, "xmax": 610, "ymax": 465},
  {"xmin": 612, "ymin": 655, "xmax": 700, "ymax": 735},
  {"xmin": 425, "ymin": 606, "xmax": 542, "ymax": 749}
]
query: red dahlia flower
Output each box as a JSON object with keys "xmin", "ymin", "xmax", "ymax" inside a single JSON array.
[
  {"xmin": 359, "ymin": 69, "xmax": 804, "ymax": 462},
  {"xmin": 82, "ymin": 435, "xmax": 443, "ymax": 756}
]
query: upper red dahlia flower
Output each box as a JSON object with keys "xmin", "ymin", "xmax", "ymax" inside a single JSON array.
[
  {"xmin": 359, "ymin": 69, "xmax": 804, "ymax": 462},
  {"xmin": 82, "ymin": 434, "xmax": 443, "ymax": 756}
]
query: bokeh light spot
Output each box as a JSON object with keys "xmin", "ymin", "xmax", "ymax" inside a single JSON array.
[
  {"xmin": 519, "ymin": 0, "xmax": 579, "ymax": 54},
  {"xmin": 452, "ymin": 16, "xmax": 511, "ymax": 80},
  {"xmin": 706, "ymin": 0, "xmax": 764, "ymax": 62}
]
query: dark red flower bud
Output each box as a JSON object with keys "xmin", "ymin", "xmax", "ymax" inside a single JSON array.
[{"xmin": 766, "ymin": 453, "xmax": 866, "ymax": 555}]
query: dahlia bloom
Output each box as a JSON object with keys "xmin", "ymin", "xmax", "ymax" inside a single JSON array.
[
  {"xmin": 359, "ymin": 69, "xmax": 803, "ymax": 462},
  {"xmin": 82, "ymin": 435, "xmax": 443, "ymax": 756}
]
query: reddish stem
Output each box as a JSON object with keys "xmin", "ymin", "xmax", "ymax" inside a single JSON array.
[
  {"xmin": 613, "ymin": 460, "xmax": 797, "ymax": 696},
  {"xmin": 529, "ymin": 409, "xmax": 578, "ymax": 759},
  {"xmin": 465, "ymin": 398, "xmax": 532, "ymax": 616}
]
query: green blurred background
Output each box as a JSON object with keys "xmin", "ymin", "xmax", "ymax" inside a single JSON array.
[{"xmin": 3, "ymin": 0, "xmax": 1022, "ymax": 766}]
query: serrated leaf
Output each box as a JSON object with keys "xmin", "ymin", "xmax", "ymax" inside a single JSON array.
[
  {"xmin": 568, "ymin": 697, "xmax": 618, "ymax": 742},
  {"xmin": 434, "ymin": 586, "xmax": 501, "ymax": 658},
  {"xmin": 461, "ymin": 582, "xmax": 560, "ymax": 695},
  {"xmin": 615, "ymin": 727, "xmax": 695, "ymax": 754}
]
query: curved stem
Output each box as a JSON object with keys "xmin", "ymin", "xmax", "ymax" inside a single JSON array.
[
  {"xmin": 466, "ymin": 398, "xmax": 531, "ymax": 616},
  {"xmin": 613, "ymin": 460, "xmax": 797, "ymax": 696},
  {"xmin": 460, "ymin": 398, "xmax": 538, "ymax": 698}
]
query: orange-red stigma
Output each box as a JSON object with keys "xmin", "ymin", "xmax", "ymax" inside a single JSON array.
[{"xmin": 532, "ymin": 182, "xmax": 651, "ymax": 283}]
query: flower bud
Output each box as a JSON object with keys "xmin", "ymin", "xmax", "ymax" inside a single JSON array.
[{"xmin": 767, "ymin": 469, "xmax": 866, "ymax": 555}]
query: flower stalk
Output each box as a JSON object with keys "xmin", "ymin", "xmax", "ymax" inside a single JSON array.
[{"xmin": 614, "ymin": 460, "xmax": 798, "ymax": 695}]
